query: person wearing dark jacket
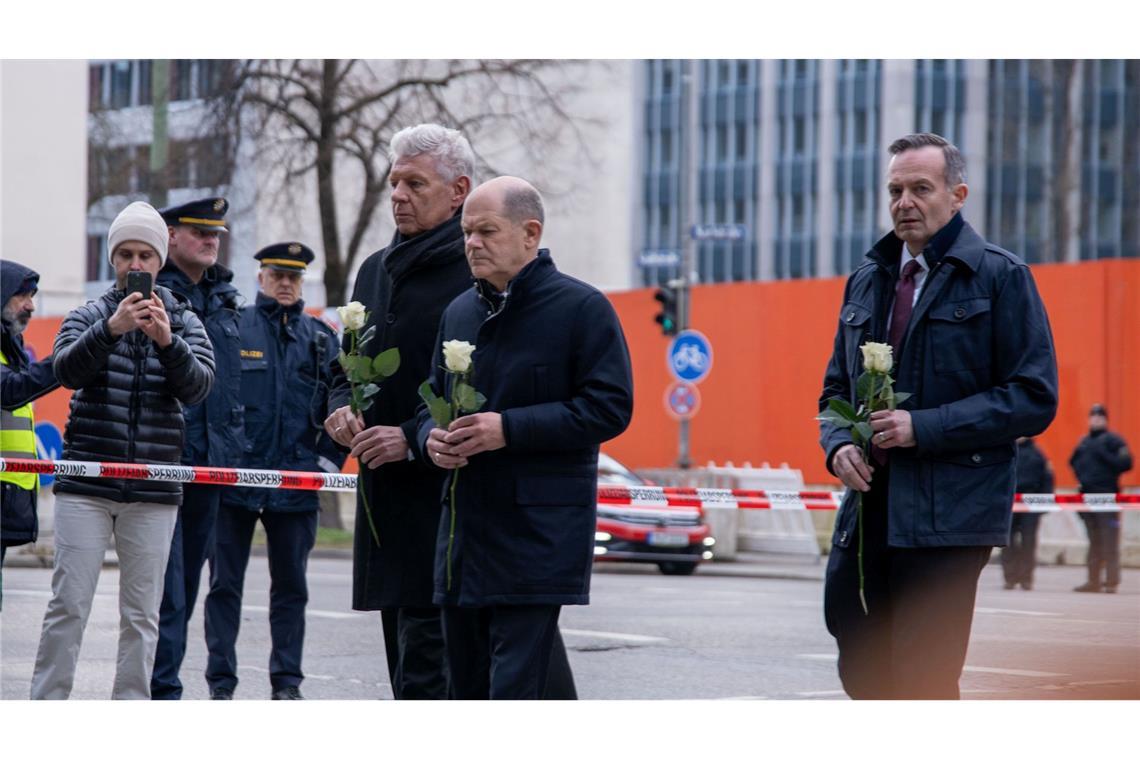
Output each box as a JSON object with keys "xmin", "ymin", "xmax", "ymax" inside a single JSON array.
[
  {"xmin": 1001, "ymin": 438, "xmax": 1054, "ymax": 590},
  {"xmin": 1, "ymin": 260, "xmax": 60, "ymax": 606},
  {"xmin": 421, "ymin": 176, "xmax": 634, "ymax": 699},
  {"xmin": 1070, "ymin": 403, "xmax": 1133, "ymax": 593},
  {"xmin": 202, "ymin": 242, "xmax": 346, "ymax": 700},
  {"xmin": 324, "ymin": 124, "xmax": 475, "ymax": 698},
  {"xmin": 30, "ymin": 201, "xmax": 214, "ymax": 699},
  {"xmin": 151, "ymin": 196, "xmax": 245, "ymax": 700},
  {"xmin": 818, "ymin": 134, "xmax": 1058, "ymax": 699}
]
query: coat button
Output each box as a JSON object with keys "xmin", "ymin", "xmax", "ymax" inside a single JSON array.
[
  {"xmin": 385, "ymin": 313, "xmax": 396, "ymax": 325},
  {"xmin": 839, "ymin": 530, "xmax": 849, "ymax": 542},
  {"xmin": 971, "ymin": 453, "xmax": 982, "ymax": 463},
  {"xmin": 954, "ymin": 307, "xmax": 966, "ymax": 319},
  {"xmin": 846, "ymin": 312, "xmax": 854, "ymax": 322}
]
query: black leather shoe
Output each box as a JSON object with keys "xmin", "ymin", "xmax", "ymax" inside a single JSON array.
[
  {"xmin": 210, "ymin": 687, "xmax": 234, "ymax": 700},
  {"xmin": 1073, "ymin": 582, "xmax": 1102, "ymax": 593},
  {"xmin": 271, "ymin": 686, "xmax": 303, "ymax": 700}
]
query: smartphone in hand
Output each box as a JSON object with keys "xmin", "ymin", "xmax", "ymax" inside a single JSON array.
[{"xmin": 125, "ymin": 271, "xmax": 153, "ymax": 321}]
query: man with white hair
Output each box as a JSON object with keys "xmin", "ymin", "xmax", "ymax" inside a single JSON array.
[
  {"xmin": 30, "ymin": 201, "xmax": 214, "ymax": 699},
  {"xmin": 325, "ymin": 123, "xmax": 476, "ymax": 698}
]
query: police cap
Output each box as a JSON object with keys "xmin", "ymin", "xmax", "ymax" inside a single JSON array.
[
  {"xmin": 254, "ymin": 242, "xmax": 315, "ymax": 272},
  {"xmin": 159, "ymin": 197, "xmax": 229, "ymax": 232}
]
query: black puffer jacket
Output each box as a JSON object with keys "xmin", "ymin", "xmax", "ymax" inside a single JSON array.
[{"xmin": 52, "ymin": 284, "xmax": 215, "ymax": 505}]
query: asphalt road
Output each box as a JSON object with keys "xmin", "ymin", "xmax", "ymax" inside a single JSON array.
[{"xmin": 2, "ymin": 555, "xmax": 1137, "ymax": 700}]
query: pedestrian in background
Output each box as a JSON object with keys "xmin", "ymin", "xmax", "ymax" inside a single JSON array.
[
  {"xmin": 1001, "ymin": 437, "xmax": 1053, "ymax": 591},
  {"xmin": 151, "ymin": 197, "xmax": 245, "ymax": 700},
  {"xmin": 203, "ymin": 243, "xmax": 345, "ymax": 700},
  {"xmin": 30, "ymin": 202, "xmax": 214, "ymax": 699},
  {"xmin": 1, "ymin": 260, "xmax": 60, "ymax": 608},
  {"xmin": 818, "ymin": 133, "xmax": 1058, "ymax": 699},
  {"xmin": 1070, "ymin": 403, "xmax": 1133, "ymax": 593},
  {"xmin": 422, "ymin": 176, "xmax": 634, "ymax": 699}
]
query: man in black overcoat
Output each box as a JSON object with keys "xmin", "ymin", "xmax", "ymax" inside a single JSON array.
[
  {"xmin": 422, "ymin": 176, "xmax": 634, "ymax": 699},
  {"xmin": 324, "ymin": 124, "xmax": 475, "ymax": 699}
]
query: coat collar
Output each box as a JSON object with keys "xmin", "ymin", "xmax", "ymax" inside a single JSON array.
[
  {"xmin": 255, "ymin": 291, "xmax": 304, "ymax": 320},
  {"xmin": 473, "ymin": 249, "xmax": 555, "ymax": 307},
  {"xmin": 869, "ymin": 212, "xmax": 978, "ymax": 274}
]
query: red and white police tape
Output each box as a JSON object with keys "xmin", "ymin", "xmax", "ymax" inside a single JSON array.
[{"xmin": 3, "ymin": 457, "xmax": 1138, "ymax": 512}]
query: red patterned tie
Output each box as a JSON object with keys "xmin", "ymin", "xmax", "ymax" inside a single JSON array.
[
  {"xmin": 872, "ymin": 258, "xmax": 920, "ymax": 467},
  {"xmin": 888, "ymin": 259, "xmax": 922, "ymax": 357}
]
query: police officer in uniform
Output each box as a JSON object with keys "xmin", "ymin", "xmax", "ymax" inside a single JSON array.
[
  {"xmin": 203, "ymin": 242, "xmax": 345, "ymax": 700},
  {"xmin": 152, "ymin": 197, "xmax": 245, "ymax": 699},
  {"xmin": 1070, "ymin": 403, "xmax": 1133, "ymax": 593}
]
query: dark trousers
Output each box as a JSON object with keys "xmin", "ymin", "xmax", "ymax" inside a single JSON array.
[
  {"xmin": 1078, "ymin": 512, "xmax": 1122, "ymax": 588},
  {"xmin": 1001, "ymin": 513, "xmax": 1041, "ymax": 587},
  {"xmin": 379, "ymin": 608, "xmax": 576, "ymax": 699},
  {"xmin": 203, "ymin": 506, "xmax": 317, "ymax": 693},
  {"xmin": 442, "ymin": 604, "xmax": 561, "ymax": 699},
  {"xmin": 380, "ymin": 607, "xmax": 450, "ymax": 699},
  {"xmin": 151, "ymin": 483, "xmax": 220, "ymax": 699},
  {"xmin": 823, "ymin": 474, "xmax": 992, "ymax": 699}
]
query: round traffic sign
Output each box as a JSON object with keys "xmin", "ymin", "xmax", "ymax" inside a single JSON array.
[
  {"xmin": 664, "ymin": 381, "xmax": 701, "ymax": 420},
  {"xmin": 35, "ymin": 421, "xmax": 62, "ymax": 487},
  {"xmin": 667, "ymin": 329, "xmax": 713, "ymax": 384}
]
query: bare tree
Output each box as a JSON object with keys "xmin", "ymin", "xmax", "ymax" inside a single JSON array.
[{"xmin": 212, "ymin": 59, "xmax": 596, "ymax": 306}]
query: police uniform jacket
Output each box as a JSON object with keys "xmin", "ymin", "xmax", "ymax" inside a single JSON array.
[
  {"xmin": 224, "ymin": 294, "xmax": 345, "ymax": 512},
  {"xmin": 1070, "ymin": 430, "xmax": 1133, "ymax": 493},
  {"xmin": 1015, "ymin": 438, "xmax": 1054, "ymax": 495},
  {"xmin": 327, "ymin": 211, "xmax": 474, "ymax": 610},
  {"xmin": 818, "ymin": 213, "xmax": 1058, "ymax": 549},
  {"xmin": 157, "ymin": 260, "xmax": 244, "ymax": 467},
  {"xmin": 52, "ymin": 285, "xmax": 215, "ymax": 506},
  {"xmin": 415, "ymin": 251, "xmax": 634, "ymax": 607}
]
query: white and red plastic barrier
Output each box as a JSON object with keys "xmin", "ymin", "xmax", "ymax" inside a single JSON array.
[{"xmin": 2, "ymin": 457, "xmax": 1138, "ymax": 511}]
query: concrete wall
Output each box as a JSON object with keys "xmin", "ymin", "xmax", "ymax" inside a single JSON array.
[{"xmin": 1, "ymin": 60, "xmax": 88, "ymax": 316}]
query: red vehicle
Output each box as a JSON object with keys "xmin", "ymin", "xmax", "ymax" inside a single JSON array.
[{"xmin": 594, "ymin": 454, "xmax": 715, "ymax": 575}]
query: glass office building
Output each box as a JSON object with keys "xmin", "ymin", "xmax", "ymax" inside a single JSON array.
[{"xmin": 639, "ymin": 59, "xmax": 1139, "ymax": 285}]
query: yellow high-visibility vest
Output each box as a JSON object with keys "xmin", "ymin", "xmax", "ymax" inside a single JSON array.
[{"xmin": 0, "ymin": 348, "xmax": 38, "ymax": 490}]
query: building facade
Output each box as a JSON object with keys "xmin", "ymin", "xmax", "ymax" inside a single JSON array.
[{"xmin": 637, "ymin": 59, "xmax": 1140, "ymax": 287}]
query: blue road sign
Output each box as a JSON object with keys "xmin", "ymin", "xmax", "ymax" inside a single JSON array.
[
  {"xmin": 667, "ymin": 330, "xmax": 713, "ymax": 384},
  {"xmin": 35, "ymin": 421, "xmax": 62, "ymax": 487},
  {"xmin": 664, "ymin": 381, "xmax": 701, "ymax": 420},
  {"xmin": 690, "ymin": 223, "xmax": 748, "ymax": 242},
  {"xmin": 638, "ymin": 249, "xmax": 681, "ymax": 267}
]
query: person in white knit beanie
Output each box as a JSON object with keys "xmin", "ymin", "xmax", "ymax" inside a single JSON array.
[{"xmin": 107, "ymin": 201, "xmax": 168, "ymax": 267}]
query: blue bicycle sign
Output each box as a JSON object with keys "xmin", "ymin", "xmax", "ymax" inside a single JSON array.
[{"xmin": 667, "ymin": 330, "xmax": 713, "ymax": 384}]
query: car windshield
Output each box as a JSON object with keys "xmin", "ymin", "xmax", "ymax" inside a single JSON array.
[{"xmin": 597, "ymin": 453, "xmax": 645, "ymax": 486}]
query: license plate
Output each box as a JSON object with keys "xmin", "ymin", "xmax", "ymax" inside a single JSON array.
[{"xmin": 647, "ymin": 532, "xmax": 689, "ymax": 547}]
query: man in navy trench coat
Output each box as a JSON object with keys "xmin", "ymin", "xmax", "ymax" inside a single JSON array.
[
  {"xmin": 420, "ymin": 176, "xmax": 634, "ymax": 699},
  {"xmin": 818, "ymin": 133, "xmax": 1058, "ymax": 699}
]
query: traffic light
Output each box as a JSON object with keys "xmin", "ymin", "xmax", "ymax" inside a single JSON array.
[{"xmin": 654, "ymin": 286, "xmax": 679, "ymax": 336}]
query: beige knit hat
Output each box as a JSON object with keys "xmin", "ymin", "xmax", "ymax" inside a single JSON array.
[{"xmin": 107, "ymin": 201, "xmax": 168, "ymax": 265}]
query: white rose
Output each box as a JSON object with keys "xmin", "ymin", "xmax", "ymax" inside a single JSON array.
[
  {"xmin": 442, "ymin": 340, "xmax": 476, "ymax": 373},
  {"xmin": 861, "ymin": 342, "xmax": 893, "ymax": 374},
  {"xmin": 337, "ymin": 301, "xmax": 367, "ymax": 332}
]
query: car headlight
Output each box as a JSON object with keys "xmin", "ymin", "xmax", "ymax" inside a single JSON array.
[
  {"xmin": 702, "ymin": 536, "xmax": 716, "ymax": 546},
  {"xmin": 594, "ymin": 546, "xmax": 608, "ymax": 556},
  {"xmin": 595, "ymin": 531, "xmax": 612, "ymax": 542},
  {"xmin": 702, "ymin": 550, "xmax": 714, "ymax": 560}
]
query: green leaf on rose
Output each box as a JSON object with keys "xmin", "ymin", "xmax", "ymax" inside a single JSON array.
[
  {"xmin": 372, "ymin": 347, "xmax": 400, "ymax": 377},
  {"xmin": 856, "ymin": 371, "xmax": 874, "ymax": 401},
  {"xmin": 455, "ymin": 383, "xmax": 480, "ymax": 412},
  {"xmin": 893, "ymin": 391, "xmax": 912, "ymax": 405},
  {"xmin": 471, "ymin": 391, "xmax": 487, "ymax": 412},
  {"xmin": 816, "ymin": 409, "xmax": 855, "ymax": 429},
  {"xmin": 827, "ymin": 397, "xmax": 860, "ymax": 421},
  {"xmin": 360, "ymin": 383, "xmax": 380, "ymax": 400},
  {"xmin": 852, "ymin": 421, "xmax": 873, "ymax": 445},
  {"xmin": 418, "ymin": 381, "xmax": 452, "ymax": 428}
]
